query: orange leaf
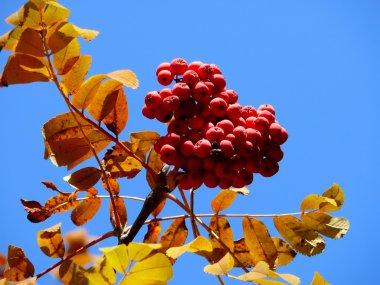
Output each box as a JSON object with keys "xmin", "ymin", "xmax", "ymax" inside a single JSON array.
[
  {"xmin": 130, "ymin": 131, "xmax": 161, "ymax": 157},
  {"xmin": 6, "ymin": 2, "xmax": 40, "ymax": 30},
  {"xmin": 61, "ymin": 55, "xmax": 92, "ymax": 94},
  {"xmin": 146, "ymin": 148, "xmax": 163, "ymax": 190},
  {"xmin": 110, "ymin": 197, "xmax": 127, "ymax": 228},
  {"xmin": 271, "ymin": 237, "xmax": 297, "ymax": 267},
  {"xmin": 102, "ymin": 87, "xmax": 129, "ymax": 135},
  {"xmin": 233, "ymin": 238, "xmax": 256, "ymax": 267},
  {"xmin": 71, "ymin": 196, "xmax": 102, "ymax": 226},
  {"xmin": 41, "ymin": 181, "xmax": 60, "ymax": 192},
  {"xmin": 72, "ymin": 74, "xmax": 107, "ymax": 109},
  {"xmin": 59, "ymin": 260, "xmax": 87, "ymax": 284},
  {"xmin": 211, "ymin": 189, "xmax": 237, "ymax": 213},
  {"xmin": 1, "ymin": 53, "xmax": 50, "ymax": 86},
  {"xmin": 4, "ymin": 246, "xmax": 34, "ymax": 282},
  {"xmin": 65, "ymin": 229, "xmax": 96, "ymax": 266},
  {"xmin": 45, "ymin": 193, "xmax": 79, "ymax": 214},
  {"xmin": 21, "ymin": 199, "xmax": 51, "ymax": 223},
  {"xmin": 53, "ymin": 38, "xmax": 80, "ymax": 75},
  {"xmin": 107, "ymin": 69, "xmax": 139, "ymax": 89},
  {"xmin": 1, "ymin": 27, "xmax": 44, "ymax": 57},
  {"xmin": 151, "ymin": 199, "xmax": 166, "ymax": 217},
  {"xmin": 47, "ymin": 22, "xmax": 76, "ymax": 54},
  {"xmin": 160, "ymin": 217, "xmax": 188, "ymax": 250},
  {"xmin": 144, "ymin": 220, "xmax": 161, "ymax": 243},
  {"xmin": 63, "ymin": 167, "xmax": 102, "ymax": 190},
  {"xmin": 37, "ymin": 223, "xmax": 65, "ymax": 259},
  {"xmin": 209, "ymin": 215, "xmax": 234, "ymax": 261},
  {"xmin": 102, "ymin": 176, "xmax": 120, "ymax": 195}
]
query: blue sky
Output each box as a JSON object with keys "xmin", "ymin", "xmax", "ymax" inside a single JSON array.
[{"xmin": 0, "ymin": 0, "xmax": 379, "ymax": 284}]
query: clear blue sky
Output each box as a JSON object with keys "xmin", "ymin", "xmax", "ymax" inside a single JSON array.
[{"xmin": 1, "ymin": 1, "xmax": 379, "ymax": 284}]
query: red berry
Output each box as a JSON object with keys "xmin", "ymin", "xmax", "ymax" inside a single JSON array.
[
  {"xmin": 269, "ymin": 123, "xmax": 288, "ymax": 145},
  {"xmin": 157, "ymin": 70, "xmax": 174, "ymax": 86},
  {"xmin": 187, "ymin": 171, "xmax": 204, "ymax": 189},
  {"xmin": 182, "ymin": 70, "xmax": 200, "ymax": 87},
  {"xmin": 252, "ymin": 117, "xmax": 270, "ymax": 133},
  {"xmin": 211, "ymin": 74, "xmax": 226, "ymax": 90},
  {"xmin": 238, "ymin": 140, "xmax": 254, "ymax": 158},
  {"xmin": 203, "ymin": 157, "xmax": 216, "ymax": 171},
  {"xmin": 186, "ymin": 157, "xmax": 203, "ymax": 171},
  {"xmin": 210, "ymin": 98, "xmax": 228, "ymax": 117},
  {"xmin": 245, "ymin": 156, "xmax": 261, "ymax": 173},
  {"xmin": 265, "ymin": 145, "xmax": 284, "ymax": 162},
  {"xmin": 145, "ymin": 91, "xmax": 162, "ymax": 109},
  {"xmin": 153, "ymin": 137, "xmax": 165, "ymax": 153},
  {"xmin": 246, "ymin": 128, "xmax": 263, "ymax": 145},
  {"xmin": 162, "ymin": 95, "xmax": 180, "ymax": 112},
  {"xmin": 167, "ymin": 119, "xmax": 188, "ymax": 135},
  {"xmin": 188, "ymin": 61, "xmax": 203, "ymax": 73},
  {"xmin": 164, "ymin": 132, "xmax": 181, "ymax": 147},
  {"xmin": 258, "ymin": 110, "xmax": 275, "ymax": 125},
  {"xmin": 194, "ymin": 139, "xmax": 212, "ymax": 158},
  {"xmin": 155, "ymin": 108, "xmax": 173, "ymax": 123},
  {"xmin": 179, "ymin": 174, "xmax": 192, "ymax": 190},
  {"xmin": 242, "ymin": 106, "xmax": 258, "ymax": 119},
  {"xmin": 213, "ymin": 91, "xmax": 230, "ymax": 103},
  {"xmin": 172, "ymin": 82, "xmax": 191, "ymax": 100},
  {"xmin": 198, "ymin": 64, "xmax": 216, "ymax": 79},
  {"xmin": 142, "ymin": 104, "xmax": 156, "ymax": 119},
  {"xmin": 159, "ymin": 88, "xmax": 173, "ymax": 99},
  {"xmin": 180, "ymin": 140, "xmax": 195, "ymax": 157},
  {"xmin": 233, "ymin": 126, "xmax": 247, "ymax": 142},
  {"xmin": 227, "ymin": 103, "xmax": 242, "ymax": 120},
  {"xmin": 204, "ymin": 171, "xmax": 219, "ymax": 188},
  {"xmin": 210, "ymin": 64, "xmax": 222, "ymax": 75},
  {"xmin": 193, "ymin": 82, "xmax": 211, "ymax": 102},
  {"xmin": 170, "ymin": 58, "xmax": 188, "ymax": 75},
  {"xmin": 189, "ymin": 116, "xmax": 205, "ymax": 130},
  {"xmin": 226, "ymin": 89, "xmax": 238, "ymax": 104},
  {"xmin": 231, "ymin": 154, "xmax": 246, "ymax": 171},
  {"xmin": 219, "ymin": 139, "xmax": 234, "ymax": 158},
  {"xmin": 218, "ymin": 178, "xmax": 233, "ymax": 189},
  {"xmin": 215, "ymin": 161, "xmax": 235, "ymax": 179},
  {"xmin": 204, "ymin": 81, "xmax": 216, "ymax": 94},
  {"xmin": 259, "ymin": 158, "xmax": 279, "ymax": 177},
  {"xmin": 233, "ymin": 170, "xmax": 253, "ymax": 188},
  {"xmin": 195, "ymin": 102, "xmax": 211, "ymax": 118},
  {"xmin": 258, "ymin": 104, "xmax": 275, "ymax": 115},
  {"xmin": 156, "ymin": 62, "xmax": 171, "ymax": 76},
  {"xmin": 216, "ymin": 119, "xmax": 234, "ymax": 134},
  {"xmin": 173, "ymin": 154, "xmax": 186, "ymax": 168},
  {"xmin": 201, "ymin": 122, "xmax": 215, "ymax": 137},
  {"xmin": 232, "ymin": 117, "xmax": 246, "ymax": 127},
  {"xmin": 187, "ymin": 129, "xmax": 203, "ymax": 144},
  {"xmin": 160, "ymin": 144, "xmax": 177, "ymax": 164},
  {"xmin": 225, "ymin": 133, "xmax": 236, "ymax": 143},
  {"xmin": 206, "ymin": 127, "xmax": 225, "ymax": 142}
]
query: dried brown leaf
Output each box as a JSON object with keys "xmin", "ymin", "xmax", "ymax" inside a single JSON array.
[
  {"xmin": 160, "ymin": 217, "xmax": 188, "ymax": 250},
  {"xmin": 144, "ymin": 220, "xmax": 162, "ymax": 243},
  {"xmin": 109, "ymin": 197, "xmax": 127, "ymax": 228},
  {"xmin": 45, "ymin": 193, "xmax": 79, "ymax": 214},
  {"xmin": 63, "ymin": 167, "xmax": 102, "ymax": 190},
  {"xmin": 103, "ymin": 87, "xmax": 128, "ymax": 136},
  {"xmin": 301, "ymin": 212, "xmax": 349, "ymax": 239},
  {"xmin": 20, "ymin": 199, "xmax": 51, "ymax": 223},
  {"xmin": 4, "ymin": 246, "xmax": 34, "ymax": 282}
]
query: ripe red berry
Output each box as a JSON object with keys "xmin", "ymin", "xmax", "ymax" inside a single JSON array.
[
  {"xmin": 213, "ymin": 91, "xmax": 230, "ymax": 103},
  {"xmin": 159, "ymin": 88, "xmax": 173, "ymax": 100},
  {"xmin": 164, "ymin": 132, "xmax": 181, "ymax": 147},
  {"xmin": 211, "ymin": 74, "xmax": 227, "ymax": 90},
  {"xmin": 173, "ymin": 154, "xmax": 186, "ymax": 168},
  {"xmin": 265, "ymin": 145, "xmax": 284, "ymax": 162},
  {"xmin": 156, "ymin": 62, "xmax": 171, "ymax": 76},
  {"xmin": 233, "ymin": 126, "xmax": 247, "ymax": 142},
  {"xmin": 215, "ymin": 161, "xmax": 235, "ymax": 179},
  {"xmin": 231, "ymin": 154, "xmax": 246, "ymax": 171},
  {"xmin": 218, "ymin": 178, "xmax": 233, "ymax": 189},
  {"xmin": 216, "ymin": 119, "xmax": 234, "ymax": 134},
  {"xmin": 219, "ymin": 139, "xmax": 234, "ymax": 158},
  {"xmin": 204, "ymin": 81, "xmax": 216, "ymax": 95},
  {"xmin": 172, "ymin": 82, "xmax": 191, "ymax": 100},
  {"xmin": 227, "ymin": 103, "xmax": 242, "ymax": 120},
  {"xmin": 167, "ymin": 119, "xmax": 188, "ymax": 135},
  {"xmin": 180, "ymin": 140, "xmax": 195, "ymax": 157},
  {"xmin": 226, "ymin": 89, "xmax": 238, "ymax": 104},
  {"xmin": 245, "ymin": 156, "xmax": 261, "ymax": 173},
  {"xmin": 155, "ymin": 108, "xmax": 173, "ymax": 123},
  {"xmin": 187, "ymin": 171, "xmax": 204, "ymax": 189},
  {"xmin": 145, "ymin": 91, "xmax": 162, "ymax": 109},
  {"xmin": 269, "ymin": 123, "xmax": 288, "ymax": 145},
  {"xmin": 194, "ymin": 139, "xmax": 212, "ymax": 158},
  {"xmin": 246, "ymin": 128, "xmax": 263, "ymax": 145},
  {"xmin": 198, "ymin": 63, "xmax": 218, "ymax": 79},
  {"xmin": 157, "ymin": 70, "xmax": 174, "ymax": 86},
  {"xmin": 188, "ymin": 115, "xmax": 205, "ymax": 130},
  {"xmin": 258, "ymin": 110, "xmax": 275, "ymax": 125},
  {"xmin": 195, "ymin": 102, "xmax": 211, "ymax": 118},
  {"xmin": 160, "ymin": 144, "xmax": 177, "ymax": 164},
  {"xmin": 225, "ymin": 133, "xmax": 236, "ymax": 143},
  {"xmin": 170, "ymin": 58, "xmax": 188, "ymax": 75},
  {"xmin": 179, "ymin": 174, "xmax": 191, "ymax": 190},
  {"xmin": 206, "ymin": 127, "xmax": 225, "ymax": 142},
  {"xmin": 182, "ymin": 70, "xmax": 200, "ymax": 87},
  {"xmin": 252, "ymin": 117, "xmax": 270, "ymax": 133},
  {"xmin": 162, "ymin": 95, "xmax": 180, "ymax": 112},
  {"xmin": 259, "ymin": 158, "xmax": 279, "ymax": 177},
  {"xmin": 187, "ymin": 129, "xmax": 203, "ymax": 144},
  {"xmin": 210, "ymin": 98, "xmax": 228, "ymax": 117},
  {"xmin": 258, "ymin": 104, "xmax": 275, "ymax": 115},
  {"xmin": 242, "ymin": 105, "xmax": 258, "ymax": 119},
  {"xmin": 233, "ymin": 170, "xmax": 253, "ymax": 188},
  {"xmin": 204, "ymin": 171, "xmax": 219, "ymax": 188},
  {"xmin": 201, "ymin": 122, "xmax": 215, "ymax": 137},
  {"xmin": 142, "ymin": 104, "xmax": 156, "ymax": 119},
  {"xmin": 193, "ymin": 81, "xmax": 211, "ymax": 102},
  {"xmin": 188, "ymin": 61, "xmax": 203, "ymax": 73},
  {"xmin": 153, "ymin": 137, "xmax": 165, "ymax": 153},
  {"xmin": 203, "ymin": 157, "xmax": 216, "ymax": 171},
  {"xmin": 238, "ymin": 140, "xmax": 254, "ymax": 158},
  {"xmin": 186, "ymin": 157, "xmax": 203, "ymax": 171}
]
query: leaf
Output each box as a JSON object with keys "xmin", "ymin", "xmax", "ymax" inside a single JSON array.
[
  {"xmin": 209, "ymin": 215, "xmax": 234, "ymax": 261},
  {"xmin": 37, "ymin": 223, "xmax": 65, "ymax": 258},
  {"xmin": 102, "ymin": 176, "xmax": 120, "ymax": 195},
  {"xmin": 41, "ymin": 181, "xmax": 60, "ymax": 192},
  {"xmin": 1, "ymin": 27, "xmax": 45, "ymax": 57},
  {"xmin": 103, "ymin": 87, "xmax": 129, "ymax": 135},
  {"xmin": 107, "ymin": 70, "xmax": 139, "ymax": 89},
  {"xmin": 1, "ymin": 54, "xmax": 50, "ymax": 86},
  {"xmin": 151, "ymin": 199, "xmax": 166, "ymax": 217},
  {"xmin": 233, "ymin": 238, "xmax": 255, "ymax": 267},
  {"xmin": 71, "ymin": 25, "xmax": 99, "ymax": 41},
  {"xmin": 45, "ymin": 193, "xmax": 79, "ymax": 214},
  {"xmin": 61, "ymin": 55, "xmax": 92, "ymax": 94},
  {"xmin": 71, "ymin": 196, "xmax": 102, "ymax": 226},
  {"xmin": 53, "ymin": 38, "xmax": 81, "ymax": 75},
  {"xmin": 166, "ymin": 236, "xmax": 213, "ymax": 259},
  {"xmin": 65, "ymin": 228, "xmax": 96, "ymax": 266},
  {"xmin": 63, "ymin": 167, "xmax": 102, "ymax": 190},
  {"xmin": 300, "ymin": 195, "xmax": 337, "ymax": 213},
  {"xmin": 271, "ymin": 237, "xmax": 296, "ymax": 267},
  {"xmin": 231, "ymin": 187, "xmax": 250, "ymax": 195},
  {"xmin": 144, "ymin": 220, "xmax": 162, "ymax": 243},
  {"xmin": 160, "ymin": 217, "xmax": 188, "ymax": 250},
  {"xmin": 300, "ymin": 183, "xmax": 344, "ymax": 213},
  {"xmin": 204, "ymin": 252, "xmax": 234, "ymax": 275},
  {"xmin": 20, "ymin": 199, "xmax": 51, "ymax": 223},
  {"xmin": 47, "ymin": 22, "xmax": 76, "ymax": 54},
  {"xmin": 100, "ymin": 244, "xmax": 129, "ymax": 274},
  {"xmin": 211, "ymin": 189, "xmax": 237, "ymax": 213},
  {"xmin": 84, "ymin": 256, "xmax": 116, "ymax": 285},
  {"xmin": 242, "ymin": 217, "xmax": 278, "ymax": 269},
  {"xmin": 59, "ymin": 260, "xmax": 87, "ymax": 284},
  {"xmin": 6, "ymin": 2, "xmax": 40, "ymax": 30},
  {"xmin": 310, "ymin": 272, "xmax": 331, "ymax": 285},
  {"xmin": 146, "ymin": 148, "xmax": 163, "ymax": 190},
  {"xmin": 130, "ymin": 131, "xmax": 161, "ymax": 157},
  {"xmin": 43, "ymin": 2, "xmax": 70, "ymax": 27},
  {"xmin": 301, "ymin": 212, "xmax": 349, "ymax": 239},
  {"xmin": 273, "ymin": 215, "xmax": 325, "ymax": 256},
  {"xmin": 43, "ymin": 112, "xmax": 111, "ymax": 169},
  {"xmin": 72, "ymin": 74, "xmax": 108, "ymax": 110},
  {"xmin": 4, "ymin": 246, "xmax": 34, "ymax": 282},
  {"xmin": 126, "ymin": 243, "xmax": 162, "ymax": 261},
  {"xmin": 110, "ymin": 197, "xmax": 127, "ymax": 228}
]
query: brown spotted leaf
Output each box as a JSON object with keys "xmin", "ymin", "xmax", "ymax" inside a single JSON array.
[
  {"xmin": 47, "ymin": 22, "xmax": 76, "ymax": 54},
  {"xmin": 61, "ymin": 55, "xmax": 92, "ymax": 94},
  {"xmin": 233, "ymin": 238, "xmax": 256, "ymax": 267},
  {"xmin": 6, "ymin": 2, "xmax": 40, "ymax": 30},
  {"xmin": 110, "ymin": 197, "xmax": 127, "ymax": 228},
  {"xmin": 102, "ymin": 87, "xmax": 128, "ymax": 136},
  {"xmin": 37, "ymin": 223, "xmax": 65, "ymax": 259},
  {"xmin": 63, "ymin": 167, "xmax": 102, "ymax": 190},
  {"xmin": 59, "ymin": 260, "xmax": 87, "ymax": 285},
  {"xmin": 45, "ymin": 193, "xmax": 79, "ymax": 214},
  {"xmin": 1, "ymin": 27, "xmax": 44, "ymax": 57},
  {"xmin": 273, "ymin": 215, "xmax": 325, "ymax": 256},
  {"xmin": 144, "ymin": 220, "xmax": 162, "ymax": 243},
  {"xmin": 271, "ymin": 237, "xmax": 296, "ymax": 267},
  {"xmin": 130, "ymin": 131, "xmax": 160, "ymax": 158},
  {"xmin": 107, "ymin": 69, "xmax": 139, "ymax": 89},
  {"xmin": 4, "ymin": 246, "xmax": 34, "ymax": 282},
  {"xmin": 20, "ymin": 199, "xmax": 51, "ymax": 223},
  {"xmin": 211, "ymin": 189, "xmax": 237, "ymax": 213},
  {"xmin": 160, "ymin": 217, "xmax": 188, "ymax": 250},
  {"xmin": 71, "ymin": 196, "xmax": 102, "ymax": 226},
  {"xmin": 209, "ymin": 215, "xmax": 234, "ymax": 261},
  {"xmin": 301, "ymin": 212, "xmax": 349, "ymax": 240},
  {"xmin": 1, "ymin": 53, "xmax": 50, "ymax": 86},
  {"xmin": 65, "ymin": 229, "xmax": 96, "ymax": 266}
]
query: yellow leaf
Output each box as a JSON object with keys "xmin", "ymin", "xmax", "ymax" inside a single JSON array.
[
  {"xmin": 6, "ymin": 3, "xmax": 40, "ymax": 30},
  {"xmin": 301, "ymin": 212, "xmax": 349, "ymax": 239},
  {"xmin": 87, "ymin": 79, "xmax": 123, "ymax": 121},
  {"xmin": 72, "ymin": 25, "xmax": 99, "ymax": 41},
  {"xmin": 4, "ymin": 245, "xmax": 34, "ymax": 282},
  {"xmin": 211, "ymin": 189, "xmax": 237, "ymax": 213},
  {"xmin": 271, "ymin": 237, "xmax": 296, "ymax": 267},
  {"xmin": 45, "ymin": 193, "xmax": 78, "ymax": 214},
  {"xmin": 103, "ymin": 87, "xmax": 129, "ymax": 136},
  {"xmin": 59, "ymin": 260, "xmax": 87, "ymax": 284},
  {"xmin": 1, "ymin": 54, "xmax": 50, "ymax": 86},
  {"xmin": 84, "ymin": 256, "xmax": 116, "ymax": 285},
  {"xmin": 63, "ymin": 167, "xmax": 101, "ymax": 190},
  {"xmin": 126, "ymin": 243, "xmax": 162, "ymax": 261},
  {"xmin": 204, "ymin": 252, "xmax": 234, "ymax": 275},
  {"xmin": 233, "ymin": 238, "xmax": 256, "ymax": 267},
  {"xmin": 43, "ymin": 1, "xmax": 70, "ymax": 27},
  {"xmin": 1, "ymin": 27, "xmax": 44, "ymax": 57},
  {"xmin": 143, "ymin": 220, "xmax": 162, "ymax": 243},
  {"xmin": 100, "ymin": 244, "xmax": 129, "ymax": 274},
  {"xmin": 321, "ymin": 183, "xmax": 344, "ymax": 212},
  {"xmin": 160, "ymin": 217, "xmax": 188, "ymax": 250},
  {"xmin": 300, "ymin": 195, "xmax": 337, "ymax": 213},
  {"xmin": 166, "ymin": 236, "xmax": 213, "ymax": 259},
  {"xmin": 130, "ymin": 131, "xmax": 161, "ymax": 157},
  {"xmin": 310, "ymin": 272, "xmax": 331, "ymax": 285},
  {"xmin": 72, "ymin": 74, "xmax": 108, "ymax": 110},
  {"xmin": 273, "ymin": 215, "xmax": 325, "ymax": 256},
  {"xmin": 242, "ymin": 217, "xmax": 277, "ymax": 268},
  {"xmin": 110, "ymin": 197, "xmax": 127, "ymax": 228},
  {"xmin": 61, "ymin": 55, "xmax": 92, "ymax": 94},
  {"xmin": 53, "ymin": 38, "xmax": 81, "ymax": 75},
  {"xmin": 37, "ymin": 223, "xmax": 65, "ymax": 258},
  {"xmin": 71, "ymin": 196, "xmax": 102, "ymax": 226},
  {"xmin": 146, "ymin": 148, "xmax": 163, "ymax": 190},
  {"xmin": 47, "ymin": 22, "xmax": 76, "ymax": 54},
  {"xmin": 107, "ymin": 69, "xmax": 139, "ymax": 89},
  {"xmin": 209, "ymin": 215, "xmax": 234, "ymax": 261}
]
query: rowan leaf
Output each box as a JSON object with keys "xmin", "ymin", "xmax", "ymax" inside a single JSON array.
[
  {"xmin": 41, "ymin": 181, "xmax": 60, "ymax": 192},
  {"xmin": 71, "ymin": 25, "xmax": 99, "ymax": 41},
  {"xmin": 59, "ymin": 260, "xmax": 87, "ymax": 284},
  {"xmin": 204, "ymin": 252, "xmax": 234, "ymax": 275},
  {"xmin": 1, "ymin": 54, "xmax": 50, "ymax": 86},
  {"xmin": 107, "ymin": 69, "xmax": 139, "ymax": 89},
  {"xmin": 71, "ymin": 196, "xmax": 102, "ymax": 226},
  {"xmin": 233, "ymin": 238, "xmax": 256, "ymax": 268},
  {"xmin": 271, "ymin": 237, "xmax": 296, "ymax": 267},
  {"xmin": 1, "ymin": 27, "xmax": 44, "ymax": 57},
  {"xmin": 151, "ymin": 199, "xmax": 166, "ymax": 217},
  {"xmin": 84, "ymin": 256, "xmax": 116, "ymax": 285},
  {"xmin": 144, "ymin": 220, "xmax": 162, "ymax": 243},
  {"xmin": 130, "ymin": 131, "xmax": 161, "ymax": 158},
  {"xmin": 44, "ymin": 193, "xmax": 79, "ymax": 214},
  {"xmin": 65, "ymin": 228, "xmax": 96, "ymax": 266},
  {"xmin": 110, "ymin": 197, "xmax": 127, "ymax": 228},
  {"xmin": 100, "ymin": 244, "xmax": 129, "ymax": 274},
  {"xmin": 300, "ymin": 183, "xmax": 344, "ymax": 213},
  {"xmin": 43, "ymin": 2, "xmax": 70, "ymax": 27},
  {"xmin": 37, "ymin": 223, "xmax": 65, "ymax": 258},
  {"xmin": 4, "ymin": 246, "xmax": 34, "ymax": 282},
  {"xmin": 300, "ymin": 195, "xmax": 337, "ymax": 213},
  {"xmin": 102, "ymin": 176, "xmax": 120, "ymax": 195},
  {"xmin": 166, "ymin": 236, "xmax": 213, "ymax": 260},
  {"xmin": 243, "ymin": 217, "xmax": 278, "ymax": 268},
  {"xmin": 146, "ymin": 148, "xmax": 163, "ymax": 190},
  {"xmin": 61, "ymin": 54, "xmax": 92, "ymax": 94},
  {"xmin": 63, "ymin": 167, "xmax": 102, "ymax": 190},
  {"xmin": 47, "ymin": 22, "xmax": 76, "ymax": 54},
  {"xmin": 53, "ymin": 38, "xmax": 80, "ymax": 75},
  {"xmin": 126, "ymin": 243, "xmax": 162, "ymax": 262},
  {"xmin": 160, "ymin": 217, "xmax": 188, "ymax": 250},
  {"xmin": 20, "ymin": 199, "xmax": 51, "ymax": 223},
  {"xmin": 6, "ymin": 2, "xmax": 40, "ymax": 30},
  {"xmin": 43, "ymin": 112, "xmax": 111, "ymax": 169},
  {"xmin": 273, "ymin": 215, "xmax": 325, "ymax": 256},
  {"xmin": 103, "ymin": 87, "xmax": 129, "ymax": 136},
  {"xmin": 301, "ymin": 212, "xmax": 349, "ymax": 239},
  {"xmin": 211, "ymin": 189, "xmax": 237, "ymax": 213},
  {"xmin": 72, "ymin": 74, "xmax": 108, "ymax": 110},
  {"xmin": 310, "ymin": 272, "xmax": 331, "ymax": 285},
  {"xmin": 209, "ymin": 215, "xmax": 234, "ymax": 261}
]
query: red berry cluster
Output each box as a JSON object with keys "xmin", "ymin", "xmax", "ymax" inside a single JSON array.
[{"xmin": 142, "ymin": 58, "xmax": 288, "ymax": 190}]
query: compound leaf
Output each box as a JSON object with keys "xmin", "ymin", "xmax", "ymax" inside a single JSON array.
[
  {"xmin": 84, "ymin": 256, "xmax": 116, "ymax": 285},
  {"xmin": 44, "ymin": 193, "xmax": 79, "ymax": 214},
  {"xmin": 43, "ymin": 2, "xmax": 70, "ymax": 27},
  {"xmin": 53, "ymin": 38, "xmax": 80, "ymax": 75},
  {"xmin": 166, "ymin": 236, "xmax": 213, "ymax": 260},
  {"xmin": 209, "ymin": 215, "xmax": 234, "ymax": 261},
  {"xmin": 103, "ymin": 87, "xmax": 129, "ymax": 136},
  {"xmin": 100, "ymin": 244, "xmax": 129, "ymax": 274},
  {"xmin": 72, "ymin": 74, "xmax": 107, "ymax": 110},
  {"xmin": 130, "ymin": 131, "xmax": 160, "ymax": 158},
  {"xmin": 271, "ymin": 237, "xmax": 296, "ymax": 267}
]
